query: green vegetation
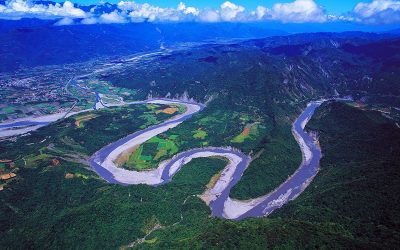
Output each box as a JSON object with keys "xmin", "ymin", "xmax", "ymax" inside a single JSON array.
[
  {"xmin": 131, "ymin": 101, "xmax": 399, "ymax": 249},
  {"xmin": 138, "ymin": 112, "xmax": 162, "ymax": 129},
  {"xmin": 102, "ymin": 42, "xmax": 325, "ymax": 200},
  {"xmin": 231, "ymin": 123, "xmax": 260, "ymax": 143},
  {"xmin": 272, "ymin": 101, "xmax": 400, "ymax": 248},
  {"xmin": 192, "ymin": 128, "xmax": 207, "ymax": 140},
  {"xmin": 74, "ymin": 113, "xmax": 99, "ymax": 128},
  {"xmin": 1, "ymin": 32, "xmax": 400, "ymax": 249},
  {"xmin": 230, "ymin": 121, "xmax": 302, "ymax": 199},
  {"xmin": 3, "ymin": 106, "xmax": 14, "ymax": 113},
  {"xmin": 86, "ymin": 79, "xmax": 137, "ymax": 102},
  {"xmin": 123, "ymin": 135, "xmax": 179, "ymax": 170},
  {"xmin": 115, "ymin": 97, "xmax": 304, "ymax": 200},
  {"xmin": 1, "ymin": 100, "xmax": 399, "ymax": 249},
  {"xmin": 0, "ymin": 104, "xmax": 179, "ymax": 169},
  {"xmin": 0, "ymin": 154, "xmax": 228, "ymax": 249},
  {"xmin": 23, "ymin": 153, "xmax": 53, "ymax": 168}
]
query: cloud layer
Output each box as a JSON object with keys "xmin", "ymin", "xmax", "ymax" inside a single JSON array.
[
  {"xmin": 269, "ymin": 0, "xmax": 327, "ymax": 23},
  {"xmin": 353, "ymin": 0, "xmax": 400, "ymax": 23},
  {"xmin": 0, "ymin": 0, "xmax": 400, "ymax": 25},
  {"xmin": 0, "ymin": 0, "xmax": 87, "ymax": 19}
]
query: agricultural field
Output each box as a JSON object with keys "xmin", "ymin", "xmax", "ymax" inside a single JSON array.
[
  {"xmin": 113, "ymin": 97, "xmax": 304, "ymax": 202},
  {"xmin": 119, "ymin": 102, "xmax": 272, "ymax": 171},
  {"xmin": 83, "ymin": 78, "xmax": 138, "ymax": 103},
  {"xmin": 231, "ymin": 123, "xmax": 261, "ymax": 143},
  {"xmin": 74, "ymin": 113, "xmax": 99, "ymax": 128},
  {"xmin": 123, "ymin": 135, "xmax": 179, "ymax": 170},
  {"xmin": 193, "ymin": 128, "xmax": 207, "ymax": 140},
  {"xmin": 0, "ymin": 103, "xmax": 181, "ymax": 171}
]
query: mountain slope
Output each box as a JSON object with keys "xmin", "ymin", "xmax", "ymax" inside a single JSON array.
[{"xmin": 272, "ymin": 101, "xmax": 400, "ymax": 248}]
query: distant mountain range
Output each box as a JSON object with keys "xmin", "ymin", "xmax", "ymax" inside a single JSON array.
[
  {"xmin": 0, "ymin": 20, "xmax": 289, "ymax": 72},
  {"xmin": 92, "ymin": 31, "xmax": 400, "ymax": 108},
  {"xmin": 1, "ymin": 15, "xmax": 400, "ymax": 73}
]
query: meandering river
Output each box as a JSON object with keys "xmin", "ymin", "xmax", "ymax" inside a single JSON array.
[
  {"xmin": 0, "ymin": 88, "xmax": 324, "ymax": 220},
  {"xmin": 89, "ymin": 99, "xmax": 324, "ymax": 220},
  {"xmin": 1, "ymin": 94, "xmax": 323, "ymax": 219}
]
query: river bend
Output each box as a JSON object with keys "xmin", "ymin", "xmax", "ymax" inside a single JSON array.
[{"xmin": 89, "ymin": 99, "xmax": 323, "ymax": 220}]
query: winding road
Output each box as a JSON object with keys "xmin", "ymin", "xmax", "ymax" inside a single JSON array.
[{"xmin": 89, "ymin": 98, "xmax": 324, "ymax": 220}]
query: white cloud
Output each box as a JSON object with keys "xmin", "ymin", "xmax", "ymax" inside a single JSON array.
[
  {"xmin": 196, "ymin": 1, "xmax": 248, "ymax": 22},
  {"xmin": 269, "ymin": 0, "xmax": 327, "ymax": 23},
  {"xmin": 117, "ymin": 1, "xmax": 246, "ymax": 23},
  {"xmin": 220, "ymin": 1, "xmax": 245, "ymax": 21},
  {"xmin": 47, "ymin": 1, "xmax": 86, "ymax": 18},
  {"xmin": 81, "ymin": 17, "xmax": 98, "ymax": 24},
  {"xmin": 178, "ymin": 2, "xmax": 199, "ymax": 15},
  {"xmin": 1, "ymin": 0, "xmax": 399, "ymax": 25},
  {"xmin": 254, "ymin": 6, "xmax": 268, "ymax": 20},
  {"xmin": 117, "ymin": 1, "xmax": 138, "ymax": 11},
  {"xmin": 354, "ymin": 0, "xmax": 400, "ymax": 17},
  {"xmin": 353, "ymin": 0, "xmax": 400, "ymax": 23},
  {"xmin": 0, "ymin": 0, "xmax": 331, "ymax": 24},
  {"xmin": 116, "ymin": 1, "xmax": 199, "ymax": 22},
  {"xmin": 128, "ymin": 3, "xmax": 168, "ymax": 22},
  {"xmin": 54, "ymin": 17, "xmax": 74, "ymax": 26},
  {"xmin": 99, "ymin": 10, "xmax": 127, "ymax": 23},
  {"xmin": 328, "ymin": 15, "xmax": 355, "ymax": 22},
  {"xmin": 0, "ymin": 0, "xmax": 87, "ymax": 19},
  {"xmin": 198, "ymin": 9, "xmax": 220, "ymax": 22}
]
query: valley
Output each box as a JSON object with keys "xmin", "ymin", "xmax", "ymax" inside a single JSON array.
[{"xmin": 0, "ymin": 31, "xmax": 399, "ymax": 249}]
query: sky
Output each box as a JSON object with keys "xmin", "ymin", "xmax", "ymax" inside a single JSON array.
[{"xmin": 1, "ymin": 0, "xmax": 400, "ymax": 26}]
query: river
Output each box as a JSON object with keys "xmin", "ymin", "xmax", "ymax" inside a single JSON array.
[{"xmin": 89, "ymin": 99, "xmax": 324, "ymax": 220}]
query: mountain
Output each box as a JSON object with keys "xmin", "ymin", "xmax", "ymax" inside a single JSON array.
[
  {"xmin": 273, "ymin": 101, "xmax": 400, "ymax": 249},
  {"xmin": 97, "ymin": 32, "xmax": 400, "ymax": 106},
  {"xmin": 0, "ymin": 20, "xmax": 287, "ymax": 72},
  {"xmin": 1, "ymin": 14, "xmax": 400, "ymax": 73}
]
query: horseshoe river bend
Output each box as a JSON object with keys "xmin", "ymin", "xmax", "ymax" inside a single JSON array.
[{"xmin": 88, "ymin": 98, "xmax": 324, "ymax": 220}]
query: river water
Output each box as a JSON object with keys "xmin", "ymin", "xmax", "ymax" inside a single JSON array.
[{"xmin": 0, "ymin": 121, "xmax": 50, "ymax": 129}]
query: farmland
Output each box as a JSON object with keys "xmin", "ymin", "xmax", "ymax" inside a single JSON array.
[{"xmin": 123, "ymin": 135, "xmax": 179, "ymax": 170}]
